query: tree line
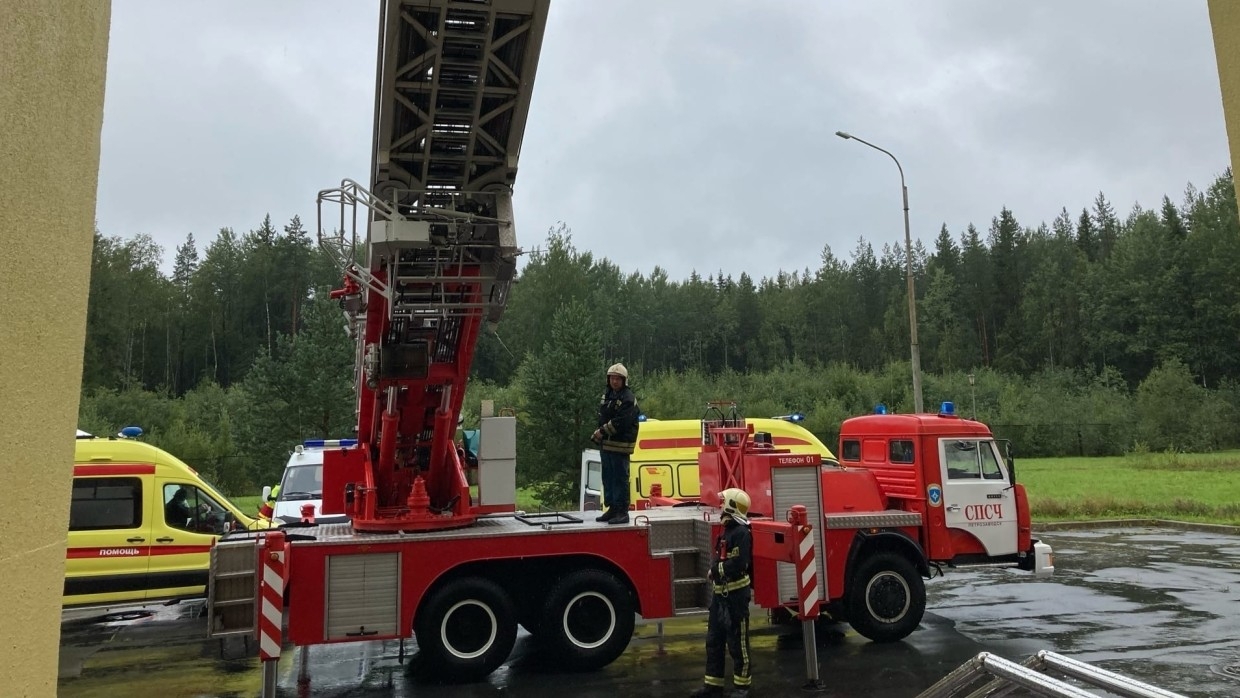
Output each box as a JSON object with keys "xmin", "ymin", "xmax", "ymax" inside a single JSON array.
[{"xmin": 78, "ymin": 171, "xmax": 1240, "ymax": 499}]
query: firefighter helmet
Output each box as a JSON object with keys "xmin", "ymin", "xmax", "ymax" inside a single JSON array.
[
  {"xmin": 606, "ymin": 363, "xmax": 628, "ymax": 380},
  {"xmin": 718, "ymin": 487, "xmax": 751, "ymax": 525}
]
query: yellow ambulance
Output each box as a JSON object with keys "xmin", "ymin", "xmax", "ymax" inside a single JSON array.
[
  {"xmin": 65, "ymin": 430, "xmax": 271, "ymax": 609},
  {"xmin": 578, "ymin": 417, "xmax": 837, "ymax": 510}
]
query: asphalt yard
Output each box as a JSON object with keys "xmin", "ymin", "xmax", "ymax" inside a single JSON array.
[{"xmin": 57, "ymin": 525, "xmax": 1240, "ymax": 697}]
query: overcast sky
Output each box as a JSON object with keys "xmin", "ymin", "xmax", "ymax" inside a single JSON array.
[{"xmin": 96, "ymin": 0, "xmax": 1231, "ymax": 283}]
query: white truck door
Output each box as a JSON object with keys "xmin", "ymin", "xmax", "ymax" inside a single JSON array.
[
  {"xmin": 579, "ymin": 448, "xmax": 602, "ymax": 510},
  {"xmin": 938, "ymin": 438, "xmax": 1018, "ymax": 556}
]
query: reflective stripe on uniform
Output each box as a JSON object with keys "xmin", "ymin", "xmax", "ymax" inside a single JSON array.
[{"xmin": 712, "ymin": 575, "xmax": 751, "ymax": 594}]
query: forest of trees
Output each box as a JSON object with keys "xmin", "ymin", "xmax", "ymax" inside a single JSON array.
[{"xmin": 78, "ymin": 172, "xmax": 1240, "ymax": 502}]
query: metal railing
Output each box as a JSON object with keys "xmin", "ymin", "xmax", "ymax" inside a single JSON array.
[{"xmin": 917, "ymin": 650, "xmax": 1189, "ymax": 698}]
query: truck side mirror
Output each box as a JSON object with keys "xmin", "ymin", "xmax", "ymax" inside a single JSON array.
[{"xmin": 997, "ymin": 439, "xmax": 1015, "ymax": 484}]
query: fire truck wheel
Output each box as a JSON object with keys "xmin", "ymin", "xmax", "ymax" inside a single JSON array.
[
  {"xmin": 415, "ymin": 577, "xmax": 517, "ymax": 681},
  {"xmin": 846, "ymin": 551, "xmax": 926, "ymax": 643},
  {"xmin": 539, "ymin": 569, "xmax": 635, "ymax": 670}
]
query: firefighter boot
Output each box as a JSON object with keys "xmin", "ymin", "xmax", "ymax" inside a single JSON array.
[
  {"xmin": 595, "ymin": 508, "xmax": 613, "ymax": 523},
  {"xmin": 688, "ymin": 685, "xmax": 723, "ymax": 697},
  {"xmin": 608, "ymin": 508, "xmax": 630, "ymax": 525}
]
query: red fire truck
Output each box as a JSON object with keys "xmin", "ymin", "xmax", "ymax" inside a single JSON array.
[
  {"xmin": 204, "ymin": 0, "xmax": 1052, "ymax": 688},
  {"xmin": 681, "ymin": 403, "xmax": 1054, "ymax": 643}
]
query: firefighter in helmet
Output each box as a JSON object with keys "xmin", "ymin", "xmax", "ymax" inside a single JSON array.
[
  {"xmin": 691, "ymin": 487, "xmax": 754, "ymax": 697},
  {"xmin": 592, "ymin": 362, "xmax": 639, "ymax": 524}
]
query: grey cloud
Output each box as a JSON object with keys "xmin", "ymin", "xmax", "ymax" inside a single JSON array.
[{"xmin": 96, "ymin": 1, "xmax": 1229, "ymax": 284}]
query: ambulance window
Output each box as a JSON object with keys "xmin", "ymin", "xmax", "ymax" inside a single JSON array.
[
  {"xmin": 841, "ymin": 440, "xmax": 861, "ymax": 462},
  {"xmin": 980, "ymin": 442, "xmax": 1005, "ymax": 480},
  {"xmin": 70, "ymin": 477, "xmax": 142, "ymax": 530},
  {"xmin": 676, "ymin": 462, "xmax": 700, "ymax": 497},
  {"xmin": 889, "ymin": 440, "xmax": 915, "ymax": 464},
  {"xmin": 163, "ymin": 484, "xmax": 228, "ymax": 534}
]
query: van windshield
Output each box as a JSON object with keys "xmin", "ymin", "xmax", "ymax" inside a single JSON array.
[{"xmin": 280, "ymin": 464, "xmax": 322, "ymax": 500}]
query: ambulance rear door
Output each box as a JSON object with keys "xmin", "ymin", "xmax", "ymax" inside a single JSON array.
[{"xmin": 65, "ymin": 471, "xmax": 153, "ymax": 603}]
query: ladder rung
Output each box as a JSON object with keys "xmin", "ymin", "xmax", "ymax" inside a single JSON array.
[
  {"xmin": 211, "ymin": 598, "xmax": 256, "ymax": 608},
  {"xmin": 212, "ymin": 570, "xmax": 256, "ymax": 579}
]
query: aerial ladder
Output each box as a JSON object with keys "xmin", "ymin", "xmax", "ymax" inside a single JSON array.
[{"xmin": 316, "ymin": 0, "xmax": 550, "ymax": 532}]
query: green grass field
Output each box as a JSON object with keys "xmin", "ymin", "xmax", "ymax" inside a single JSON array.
[
  {"xmin": 1017, "ymin": 450, "xmax": 1240, "ymax": 525},
  {"xmin": 233, "ymin": 495, "xmax": 262, "ymax": 518}
]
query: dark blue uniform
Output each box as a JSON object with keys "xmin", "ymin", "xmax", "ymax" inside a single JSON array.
[{"xmin": 697, "ymin": 516, "xmax": 753, "ymax": 695}]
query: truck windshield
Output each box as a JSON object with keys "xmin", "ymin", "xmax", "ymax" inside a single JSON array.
[{"xmin": 280, "ymin": 464, "xmax": 322, "ymax": 499}]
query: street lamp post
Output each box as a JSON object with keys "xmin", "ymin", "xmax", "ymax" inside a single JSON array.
[
  {"xmin": 968, "ymin": 372, "xmax": 977, "ymax": 419},
  {"xmin": 835, "ymin": 130, "xmax": 924, "ymax": 414}
]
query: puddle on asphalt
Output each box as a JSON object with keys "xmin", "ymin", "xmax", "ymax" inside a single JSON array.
[{"xmin": 56, "ymin": 527, "xmax": 1240, "ymax": 698}]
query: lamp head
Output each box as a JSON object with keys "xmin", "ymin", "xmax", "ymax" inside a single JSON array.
[{"xmin": 835, "ymin": 131, "xmax": 852, "ymax": 140}]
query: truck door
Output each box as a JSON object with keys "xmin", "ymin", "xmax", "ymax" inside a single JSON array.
[
  {"xmin": 151, "ymin": 481, "xmax": 230, "ymax": 597},
  {"xmin": 938, "ymin": 438, "xmax": 1018, "ymax": 557},
  {"xmin": 579, "ymin": 449, "xmax": 602, "ymax": 510}
]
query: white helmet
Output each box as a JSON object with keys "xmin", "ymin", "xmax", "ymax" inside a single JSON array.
[
  {"xmin": 607, "ymin": 363, "xmax": 628, "ymax": 380},
  {"xmin": 718, "ymin": 487, "xmax": 751, "ymax": 525}
]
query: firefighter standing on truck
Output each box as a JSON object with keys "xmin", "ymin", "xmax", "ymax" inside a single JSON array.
[
  {"xmin": 691, "ymin": 488, "xmax": 754, "ymax": 697},
  {"xmin": 592, "ymin": 362, "xmax": 639, "ymax": 525}
]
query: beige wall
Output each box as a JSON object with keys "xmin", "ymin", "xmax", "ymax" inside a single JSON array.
[
  {"xmin": 1210, "ymin": 0, "xmax": 1240, "ymax": 203},
  {"xmin": 0, "ymin": 1, "xmax": 111, "ymax": 695}
]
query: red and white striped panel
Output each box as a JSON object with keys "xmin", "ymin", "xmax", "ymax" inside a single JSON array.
[
  {"xmin": 795, "ymin": 527, "xmax": 820, "ymax": 619},
  {"xmin": 259, "ymin": 538, "xmax": 286, "ymax": 661}
]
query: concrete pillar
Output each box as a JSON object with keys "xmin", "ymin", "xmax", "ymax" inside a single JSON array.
[
  {"xmin": 1210, "ymin": 0, "xmax": 1240, "ymax": 203},
  {"xmin": 0, "ymin": 1, "xmax": 111, "ymax": 695}
]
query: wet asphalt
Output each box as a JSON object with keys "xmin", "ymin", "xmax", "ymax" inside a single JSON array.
[{"xmin": 57, "ymin": 525, "xmax": 1240, "ymax": 698}]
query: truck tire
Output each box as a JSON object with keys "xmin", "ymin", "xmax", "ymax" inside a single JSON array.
[
  {"xmin": 415, "ymin": 577, "xmax": 517, "ymax": 681},
  {"xmin": 846, "ymin": 551, "xmax": 925, "ymax": 643},
  {"xmin": 538, "ymin": 569, "xmax": 635, "ymax": 670}
]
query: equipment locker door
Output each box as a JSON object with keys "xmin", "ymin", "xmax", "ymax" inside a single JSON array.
[{"xmin": 937, "ymin": 438, "xmax": 1018, "ymax": 556}]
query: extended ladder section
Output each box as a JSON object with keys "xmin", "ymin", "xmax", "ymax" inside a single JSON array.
[
  {"xmin": 916, "ymin": 650, "xmax": 1189, "ymax": 698},
  {"xmin": 317, "ymin": 0, "xmax": 550, "ymax": 532}
]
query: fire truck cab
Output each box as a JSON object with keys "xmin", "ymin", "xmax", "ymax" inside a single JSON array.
[
  {"xmin": 838, "ymin": 402, "xmax": 1053, "ymax": 570},
  {"xmin": 691, "ymin": 402, "xmax": 1053, "ymax": 644}
]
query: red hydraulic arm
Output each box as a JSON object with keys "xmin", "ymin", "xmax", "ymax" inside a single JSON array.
[{"xmin": 314, "ymin": 0, "xmax": 550, "ymax": 533}]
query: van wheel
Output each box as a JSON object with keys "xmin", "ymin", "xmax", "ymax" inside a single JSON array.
[
  {"xmin": 846, "ymin": 551, "xmax": 925, "ymax": 643},
  {"xmin": 415, "ymin": 577, "xmax": 517, "ymax": 681},
  {"xmin": 539, "ymin": 569, "xmax": 634, "ymax": 670}
]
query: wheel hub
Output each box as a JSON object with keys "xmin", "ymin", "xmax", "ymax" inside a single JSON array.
[
  {"xmin": 441, "ymin": 599, "xmax": 498, "ymax": 659},
  {"xmin": 866, "ymin": 571, "xmax": 911, "ymax": 624},
  {"xmin": 562, "ymin": 591, "xmax": 615, "ymax": 649}
]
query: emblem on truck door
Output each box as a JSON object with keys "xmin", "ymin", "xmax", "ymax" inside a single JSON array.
[{"xmin": 927, "ymin": 484, "xmax": 942, "ymax": 507}]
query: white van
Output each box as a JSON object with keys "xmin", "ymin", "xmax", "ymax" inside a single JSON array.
[{"xmin": 264, "ymin": 439, "xmax": 354, "ymax": 524}]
